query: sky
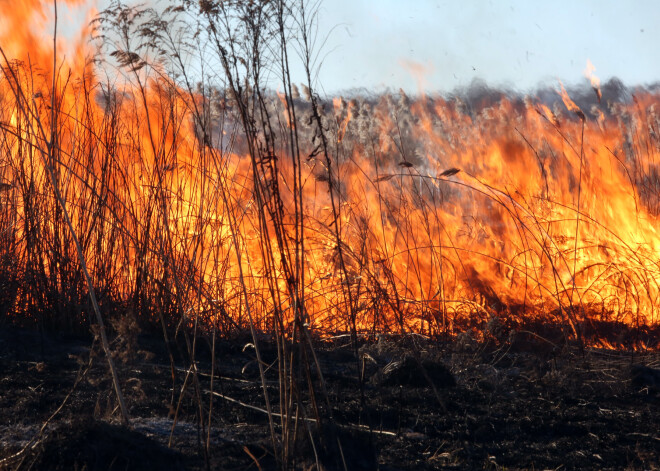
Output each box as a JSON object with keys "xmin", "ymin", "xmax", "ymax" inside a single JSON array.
[
  {"xmin": 42, "ymin": 0, "xmax": 660, "ymax": 95},
  {"xmin": 297, "ymin": 0, "xmax": 660, "ymax": 94}
]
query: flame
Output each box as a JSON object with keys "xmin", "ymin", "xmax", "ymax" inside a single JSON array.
[
  {"xmin": 557, "ymin": 80, "xmax": 584, "ymax": 119},
  {"xmin": 584, "ymin": 59, "xmax": 602, "ymax": 103},
  {"xmin": 0, "ymin": 1, "xmax": 659, "ymax": 347}
]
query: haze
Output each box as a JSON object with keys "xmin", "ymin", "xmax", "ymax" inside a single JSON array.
[
  {"xmin": 302, "ymin": 0, "xmax": 658, "ymax": 94},
  {"xmin": 44, "ymin": 0, "xmax": 660, "ymax": 94}
]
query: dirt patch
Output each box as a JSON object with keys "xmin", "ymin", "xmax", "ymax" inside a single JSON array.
[
  {"xmin": 0, "ymin": 326, "xmax": 658, "ymax": 470},
  {"xmin": 10, "ymin": 419, "xmax": 185, "ymax": 470}
]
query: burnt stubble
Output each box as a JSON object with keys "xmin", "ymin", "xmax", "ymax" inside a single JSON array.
[{"xmin": 1, "ymin": 326, "xmax": 658, "ymax": 470}]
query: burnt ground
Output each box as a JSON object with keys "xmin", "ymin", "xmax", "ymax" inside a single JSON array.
[{"xmin": 0, "ymin": 324, "xmax": 658, "ymax": 470}]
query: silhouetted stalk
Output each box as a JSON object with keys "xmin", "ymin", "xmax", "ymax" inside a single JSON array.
[{"xmin": 0, "ymin": 6, "xmax": 129, "ymax": 424}]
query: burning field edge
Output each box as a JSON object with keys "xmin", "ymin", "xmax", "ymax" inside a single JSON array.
[
  {"xmin": 1, "ymin": 1, "xmax": 660, "ymax": 343},
  {"xmin": 1, "ymin": 1, "xmax": 660, "ymax": 470}
]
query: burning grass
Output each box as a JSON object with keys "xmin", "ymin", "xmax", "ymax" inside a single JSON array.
[
  {"xmin": 0, "ymin": 9, "xmax": 658, "ymax": 345},
  {"xmin": 0, "ymin": 1, "xmax": 659, "ymax": 468}
]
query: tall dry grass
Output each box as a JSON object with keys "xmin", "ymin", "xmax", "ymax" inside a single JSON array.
[{"xmin": 1, "ymin": 0, "xmax": 660, "ymax": 467}]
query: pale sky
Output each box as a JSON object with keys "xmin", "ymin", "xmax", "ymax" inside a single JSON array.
[
  {"xmin": 300, "ymin": 0, "xmax": 660, "ymax": 94},
  {"xmin": 37, "ymin": 0, "xmax": 660, "ymax": 94}
]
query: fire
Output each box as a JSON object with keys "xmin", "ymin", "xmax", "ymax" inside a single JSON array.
[
  {"xmin": 0, "ymin": 1, "xmax": 658, "ymax": 347},
  {"xmin": 584, "ymin": 59, "xmax": 602, "ymax": 103},
  {"xmin": 557, "ymin": 80, "xmax": 584, "ymax": 119}
]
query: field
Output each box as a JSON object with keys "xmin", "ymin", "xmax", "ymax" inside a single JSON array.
[
  {"xmin": 0, "ymin": 1, "xmax": 659, "ymax": 469},
  {"xmin": 1, "ymin": 326, "xmax": 659, "ymax": 470}
]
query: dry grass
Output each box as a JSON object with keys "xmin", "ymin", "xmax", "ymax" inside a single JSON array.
[{"xmin": 0, "ymin": 1, "xmax": 659, "ymax": 468}]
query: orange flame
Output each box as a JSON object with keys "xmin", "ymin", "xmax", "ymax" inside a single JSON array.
[
  {"xmin": 0, "ymin": 1, "xmax": 658, "ymax": 347},
  {"xmin": 557, "ymin": 80, "xmax": 585, "ymax": 120},
  {"xmin": 584, "ymin": 59, "xmax": 602, "ymax": 103}
]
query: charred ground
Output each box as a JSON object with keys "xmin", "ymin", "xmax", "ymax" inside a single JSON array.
[{"xmin": 0, "ymin": 323, "xmax": 658, "ymax": 471}]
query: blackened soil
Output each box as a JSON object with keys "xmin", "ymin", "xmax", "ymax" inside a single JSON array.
[{"xmin": 0, "ymin": 326, "xmax": 658, "ymax": 470}]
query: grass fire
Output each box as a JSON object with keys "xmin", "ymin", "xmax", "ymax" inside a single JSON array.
[{"xmin": 0, "ymin": 1, "xmax": 658, "ymax": 470}]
